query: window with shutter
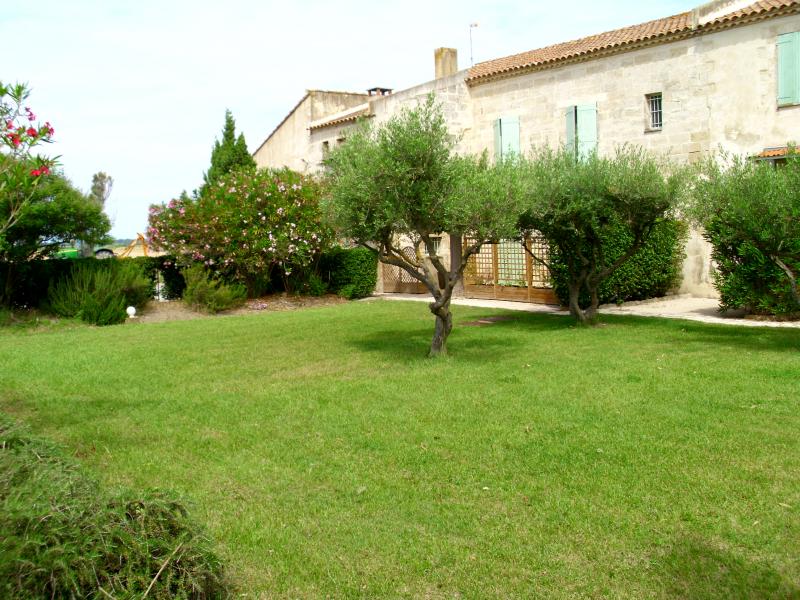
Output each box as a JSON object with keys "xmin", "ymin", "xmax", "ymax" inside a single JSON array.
[
  {"xmin": 778, "ymin": 32, "xmax": 800, "ymax": 107},
  {"xmin": 493, "ymin": 116, "xmax": 521, "ymax": 161},
  {"xmin": 565, "ymin": 104, "xmax": 597, "ymax": 159}
]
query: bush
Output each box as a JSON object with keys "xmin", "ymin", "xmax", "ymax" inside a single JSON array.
[
  {"xmin": 319, "ymin": 246, "xmax": 377, "ymax": 299},
  {"xmin": 183, "ymin": 264, "xmax": 246, "ymax": 313},
  {"xmin": 549, "ymin": 218, "xmax": 688, "ymax": 307},
  {"xmin": 48, "ymin": 260, "xmax": 152, "ymax": 325},
  {"xmin": 704, "ymin": 223, "xmax": 799, "ymax": 316},
  {"xmin": 691, "ymin": 151, "xmax": 800, "ymax": 317},
  {"xmin": 0, "ymin": 414, "xmax": 229, "ymax": 599}
]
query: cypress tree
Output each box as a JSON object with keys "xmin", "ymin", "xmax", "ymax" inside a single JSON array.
[{"xmin": 202, "ymin": 110, "xmax": 256, "ymax": 194}]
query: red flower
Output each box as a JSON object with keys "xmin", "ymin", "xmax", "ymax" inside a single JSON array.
[
  {"xmin": 30, "ymin": 169, "xmax": 41, "ymax": 176},
  {"xmin": 26, "ymin": 127, "xmax": 37, "ymax": 137}
]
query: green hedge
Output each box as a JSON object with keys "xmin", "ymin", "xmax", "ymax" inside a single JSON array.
[
  {"xmin": 0, "ymin": 255, "xmax": 185, "ymax": 308},
  {"xmin": 318, "ymin": 246, "xmax": 378, "ymax": 299},
  {"xmin": 549, "ymin": 219, "xmax": 688, "ymax": 307},
  {"xmin": 0, "ymin": 414, "xmax": 229, "ymax": 599},
  {"xmin": 704, "ymin": 220, "xmax": 800, "ymax": 317}
]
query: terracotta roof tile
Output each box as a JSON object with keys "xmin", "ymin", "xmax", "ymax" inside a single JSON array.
[
  {"xmin": 757, "ymin": 146, "xmax": 790, "ymax": 157},
  {"xmin": 467, "ymin": 0, "xmax": 800, "ymax": 84}
]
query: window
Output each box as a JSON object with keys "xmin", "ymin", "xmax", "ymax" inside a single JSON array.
[
  {"xmin": 493, "ymin": 116, "xmax": 520, "ymax": 161},
  {"xmin": 429, "ymin": 236, "xmax": 442, "ymax": 256},
  {"xmin": 778, "ymin": 32, "xmax": 800, "ymax": 106},
  {"xmin": 322, "ymin": 140, "xmax": 330, "ymax": 154},
  {"xmin": 646, "ymin": 93, "xmax": 663, "ymax": 130},
  {"xmin": 565, "ymin": 104, "xmax": 597, "ymax": 159}
]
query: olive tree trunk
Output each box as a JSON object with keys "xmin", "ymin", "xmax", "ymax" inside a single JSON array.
[{"xmin": 429, "ymin": 301, "xmax": 453, "ymax": 357}]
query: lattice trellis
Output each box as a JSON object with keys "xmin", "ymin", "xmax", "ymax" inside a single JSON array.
[
  {"xmin": 382, "ymin": 246, "xmax": 427, "ymax": 293},
  {"xmin": 464, "ymin": 234, "xmax": 554, "ymax": 303}
]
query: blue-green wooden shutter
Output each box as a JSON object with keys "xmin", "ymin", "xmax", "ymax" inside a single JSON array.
[
  {"xmin": 493, "ymin": 119, "xmax": 503, "ymax": 161},
  {"xmin": 778, "ymin": 32, "xmax": 800, "ymax": 106},
  {"xmin": 577, "ymin": 103, "xmax": 598, "ymax": 159},
  {"xmin": 502, "ymin": 116, "xmax": 520, "ymax": 158},
  {"xmin": 565, "ymin": 106, "xmax": 577, "ymax": 156}
]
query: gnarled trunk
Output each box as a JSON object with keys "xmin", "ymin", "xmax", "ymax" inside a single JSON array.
[{"xmin": 429, "ymin": 303, "xmax": 453, "ymax": 357}]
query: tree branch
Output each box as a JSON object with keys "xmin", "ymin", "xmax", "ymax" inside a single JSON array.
[{"xmin": 772, "ymin": 255, "xmax": 800, "ymax": 307}]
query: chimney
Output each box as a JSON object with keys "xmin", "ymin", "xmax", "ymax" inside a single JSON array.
[{"xmin": 434, "ymin": 48, "xmax": 458, "ymax": 79}]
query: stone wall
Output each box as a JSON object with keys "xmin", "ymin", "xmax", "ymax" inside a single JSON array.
[{"xmin": 253, "ymin": 91, "xmax": 367, "ymax": 173}]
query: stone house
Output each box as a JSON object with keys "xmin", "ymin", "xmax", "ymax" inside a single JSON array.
[{"xmin": 253, "ymin": 0, "xmax": 800, "ymax": 302}]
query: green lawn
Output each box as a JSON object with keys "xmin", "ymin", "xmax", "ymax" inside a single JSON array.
[{"xmin": 1, "ymin": 300, "xmax": 799, "ymax": 598}]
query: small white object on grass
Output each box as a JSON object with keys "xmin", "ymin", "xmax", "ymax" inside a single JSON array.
[{"xmin": 126, "ymin": 306, "xmax": 137, "ymax": 319}]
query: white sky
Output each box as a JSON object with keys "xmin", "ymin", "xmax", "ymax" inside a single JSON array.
[{"xmin": 3, "ymin": 0, "xmax": 698, "ymax": 238}]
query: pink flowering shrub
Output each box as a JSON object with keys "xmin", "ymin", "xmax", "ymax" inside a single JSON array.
[
  {"xmin": 147, "ymin": 168, "xmax": 332, "ymax": 294},
  {"xmin": 1, "ymin": 82, "xmax": 56, "ymax": 238}
]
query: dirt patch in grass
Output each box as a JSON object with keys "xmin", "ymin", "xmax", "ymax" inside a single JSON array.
[
  {"xmin": 136, "ymin": 294, "xmax": 348, "ymax": 324},
  {"xmin": 461, "ymin": 315, "xmax": 517, "ymax": 327}
]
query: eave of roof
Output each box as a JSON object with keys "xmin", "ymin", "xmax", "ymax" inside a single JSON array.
[
  {"xmin": 755, "ymin": 146, "xmax": 795, "ymax": 158},
  {"xmin": 308, "ymin": 103, "xmax": 371, "ymax": 131},
  {"xmin": 466, "ymin": 0, "xmax": 800, "ymax": 86}
]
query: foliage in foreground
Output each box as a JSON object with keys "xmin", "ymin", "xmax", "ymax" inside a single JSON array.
[
  {"xmin": 48, "ymin": 260, "xmax": 152, "ymax": 325},
  {"xmin": 692, "ymin": 150, "xmax": 800, "ymax": 316},
  {"xmin": 324, "ymin": 94, "xmax": 521, "ymax": 356},
  {"xmin": 549, "ymin": 218, "xmax": 687, "ymax": 306},
  {"xmin": 518, "ymin": 145, "xmax": 687, "ymax": 324},
  {"xmin": 0, "ymin": 415, "xmax": 229, "ymax": 599},
  {"xmin": 182, "ymin": 264, "xmax": 246, "ymax": 313}
]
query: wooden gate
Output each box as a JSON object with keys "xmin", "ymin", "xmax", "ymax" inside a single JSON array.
[
  {"xmin": 382, "ymin": 246, "xmax": 427, "ymax": 294},
  {"xmin": 463, "ymin": 236, "xmax": 558, "ymax": 304}
]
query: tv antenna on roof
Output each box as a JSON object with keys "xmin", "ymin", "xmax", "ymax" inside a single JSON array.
[{"xmin": 470, "ymin": 22, "xmax": 479, "ymax": 66}]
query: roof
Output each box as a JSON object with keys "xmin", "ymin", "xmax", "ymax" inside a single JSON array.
[
  {"xmin": 466, "ymin": 0, "xmax": 800, "ymax": 85},
  {"xmin": 309, "ymin": 103, "xmax": 371, "ymax": 131},
  {"xmin": 755, "ymin": 146, "xmax": 797, "ymax": 158}
]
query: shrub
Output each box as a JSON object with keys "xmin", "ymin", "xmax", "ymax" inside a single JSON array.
[
  {"xmin": 148, "ymin": 167, "xmax": 332, "ymax": 295},
  {"xmin": 319, "ymin": 246, "xmax": 378, "ymax": 299},
  {"xmin": 549, "ymin": 218, "xmax": 688, "ymax": 307},
  {"xmin": 0, "ymin": 414, "xmax": 229, "ymax": 599},
  {"xmin": 704, "ymin": 223, "xmax": 799, "ymax": 316},
  {"xmin": 48, "ymin": 260, "xmax": 152, "ymax": 325},
  {"xmin": 691, "ymin": 151, "xmax": 800, "ymax": 317},
  {"xmin": 183, "ymin": 264, "xmax": 246, "ymax": 313}
]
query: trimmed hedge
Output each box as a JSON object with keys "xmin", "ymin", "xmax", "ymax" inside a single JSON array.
[
  {"xmin": 549, "ymin": 218, "xmax": 688, "ymax": 307},
  {"xmin": 0, "ymin": 414, "xmax": 229, "ymax": 599},
  {"xmin": 318, "ymin": 246, "xmax": 378, "ymax": 299}
]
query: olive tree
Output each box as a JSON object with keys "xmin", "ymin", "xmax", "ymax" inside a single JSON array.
[
  {"xmin": 324, "ymin": 95, "xmax": 521, "ymax": 356},
  {"xmin": 692, "ymin": 150, "xmax": 800, "ymax": 311},
  {"xmin": 518, "ymin": 145, "xmax": 686, "ymax": 324}
]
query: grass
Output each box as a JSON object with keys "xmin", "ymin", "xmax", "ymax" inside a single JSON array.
[{"xmin": 1, "ymin": 299, "xmax": 799, "ymax": 598}]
